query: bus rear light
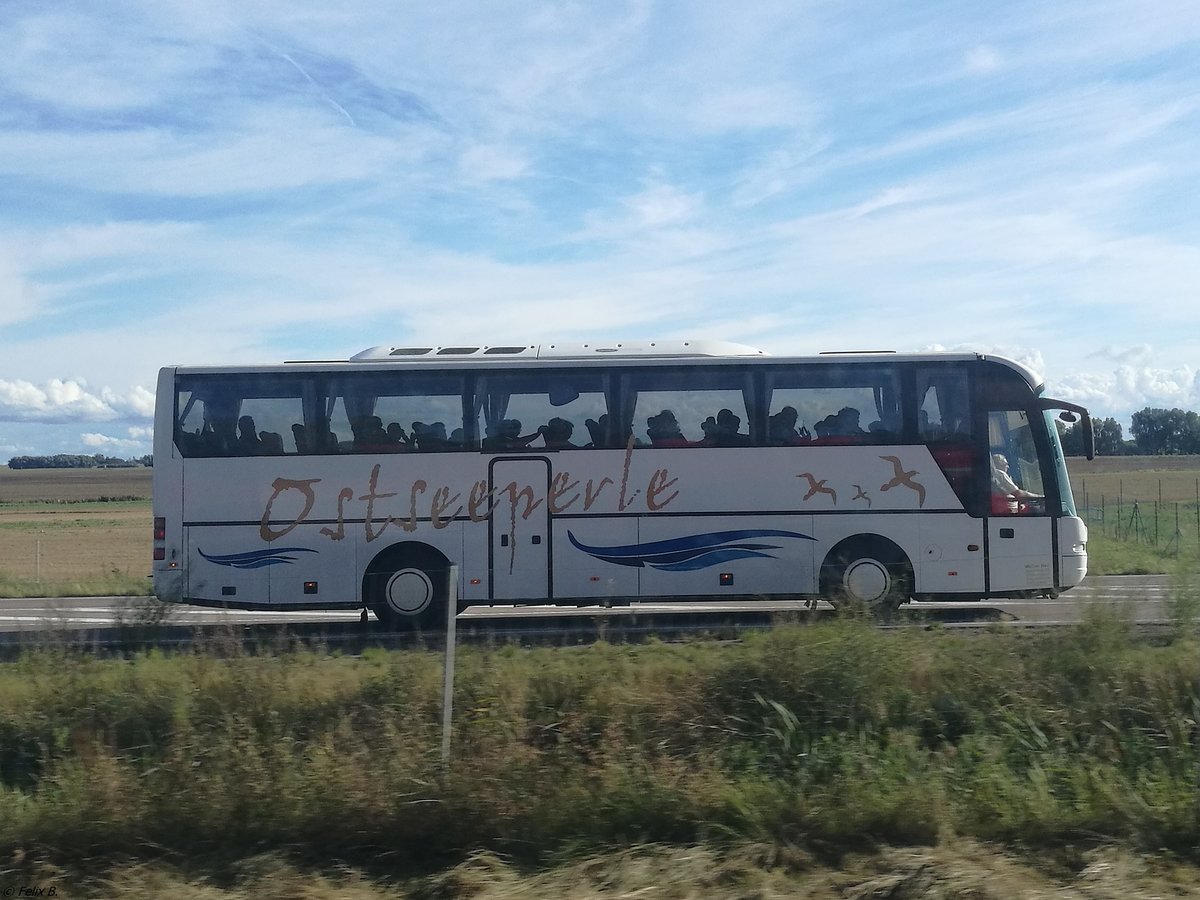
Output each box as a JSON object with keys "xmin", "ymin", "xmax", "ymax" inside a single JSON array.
[
  {"xmin": 153, "ymin": 547, "xmax": 166, "ymax": 561},
  {"xmin": 153, "ymin": 517, "xmax": 166, "ymax": 541}
]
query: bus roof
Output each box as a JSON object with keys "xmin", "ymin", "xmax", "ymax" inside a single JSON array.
[
  {"xmin": 168, "ymin": 344, "xmax": 1044, "ymax": 392},
  {"xmin": 348, "ymin": 340, "xmax": 768, "ymax": 360}
]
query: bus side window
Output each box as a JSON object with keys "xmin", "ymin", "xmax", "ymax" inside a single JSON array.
[{"xmin": 625, "ymin": 368, "xmax": 754, "ymax": 448}]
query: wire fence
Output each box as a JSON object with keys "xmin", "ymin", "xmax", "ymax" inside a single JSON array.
[{"xmin": 1077, "ymin": 477, "xmax": 1200, "ymax": 554}]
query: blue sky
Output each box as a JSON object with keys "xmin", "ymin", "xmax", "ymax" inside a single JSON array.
[{"xmin": 1, "ymin": 0, "xmax": 1198, "ymax": 459}]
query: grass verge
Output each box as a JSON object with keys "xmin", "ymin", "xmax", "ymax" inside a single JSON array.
[{"xmin": 1, "ymin": 593, "xmax": 1199, "ymax": 894}]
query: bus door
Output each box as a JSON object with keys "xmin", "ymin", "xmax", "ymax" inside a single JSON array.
[
  {"xmin": 987, "ymin": 517, "xmax": 1053, "ymax": 593},
  {"xmin": 986, "ymin": 410, "xmax": 1055, "ymax": 593},
  {"xmin": 489, "ymin": 458, "xmax": 551, "ymax": 601}
]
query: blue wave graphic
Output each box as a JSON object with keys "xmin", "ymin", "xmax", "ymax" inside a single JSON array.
[
  {"xmin": 567, "ymin": 529, "xmax": 814, "ymax": 572},
  {"xmin": 198, "ymin": 547, "xmax": 318, "ymax": 569}
]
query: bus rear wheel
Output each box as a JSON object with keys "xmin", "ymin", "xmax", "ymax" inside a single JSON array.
[
  {"xmin": 365, "ymin": 547, "xmax": 449, "ymax": 630},
  {"xmin": 821, "ymin": 539, "xmax": 912, "ymax": 617}
]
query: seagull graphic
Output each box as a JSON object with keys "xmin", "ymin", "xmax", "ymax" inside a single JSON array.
[
  {"xmin": 797, "ymin": 472, "xmax": 837, "ymax": 504},
  {"xmin": 879, "ymin": 456, "xmax": 926, "ymax": 507},
  {"xmin": 851, "ymin": 484, "xmax": 872, "ymax": 507}
]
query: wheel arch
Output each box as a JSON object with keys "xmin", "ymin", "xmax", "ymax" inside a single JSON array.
[
  {"xmin": 363, "ymin": 540, "xmax": 454, "ymax": 624},
  {"xmin": 819, "ymin": 533, "xmax": 915, "ymax": 609}
]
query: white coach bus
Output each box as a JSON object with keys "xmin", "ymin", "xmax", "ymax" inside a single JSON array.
[{"xmin": 151, "ymin": 341, "xmax": 1093, "ymax": 625}]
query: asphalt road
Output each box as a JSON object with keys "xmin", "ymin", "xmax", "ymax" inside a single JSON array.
[{"xmin": 0, "ymin": 574, "xmax": 1176, "ymax": 634}]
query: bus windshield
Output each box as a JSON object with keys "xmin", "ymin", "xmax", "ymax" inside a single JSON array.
[{"xmin": 1044, "ymin": 408, "xmax": 1078, "ymax": 517}]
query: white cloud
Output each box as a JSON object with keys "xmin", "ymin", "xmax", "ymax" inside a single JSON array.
[
  {"xmin": 80, "ymin": 431, "xmax": 152, "ymax": 454},
  {"xmin": 0, "ymin": 380, "xmax": 153, "ymax": 425}
]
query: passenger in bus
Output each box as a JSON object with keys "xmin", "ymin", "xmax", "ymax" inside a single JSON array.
[
  {"xmin": 483, "ymin": 419, "xmax": 539, "ymax": 451},
  {"xmin": 539, "ymin": 416, "xmax": 578, "ymax": 449},
  {"xmin": 259, "ymin": 430, "xmax": 285, "ymax": 454},
  {"xmin": 584, "ymin": 414, "xmax": 632, "ymax": 449},
  {"xmin": 991, "ymin": 452, "xmax": 1042, "ymax": 514},
  {"xmin": 836, "ymin": 407, "xmax": 866, "ymax": 435},
  {"xmin": 717, "ymin": 408, "xmax": 752, "ymax": 446},
  {"xmin": 647, "ymin": 410, "xmax": 690, "ymax": 447},
  {"xmin": 312, "ymin": 422, "xmax": 340, "ymax": 453},
  {"xmin": 700, "ymin": 409, "xmax": 752, "ymax": 446},
  {"xmin": 237, "ymin": 416, "xmax": 263, "ymax": 454},
  {"xmin": 386, "ymin": 422, "xmax": 408, "ymax": 446},
  {"xmin": 813, "ymin": 407, "xmax": 867, "ymax": 443},
  {"xmin": 768, "ymin": 406, "xmax": 810, "ymax": 445},
  {"xmin": 291, "ymin": 423, "xmax": 309, "ymax": 454},
  {"xmin": 412, "ymin": 421, "xmax": 451, "ymax": 451},
  {"xmin": 194, "ymin": 418, "xmax": 235, "ymax": 456},
  {"xmin": 351, "ymin": 415, "xmax": 393, "ymax": 451},
  {"xmin": 585, "ymin": 415, "xmax": 606, "ymax": 448}
]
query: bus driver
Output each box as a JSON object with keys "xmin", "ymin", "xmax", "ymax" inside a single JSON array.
[{"xmin": 991, "ymin": 452, "xmax": 1042, "ymax": 513}]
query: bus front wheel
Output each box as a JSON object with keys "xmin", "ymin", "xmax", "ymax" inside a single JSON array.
[
  {"xmin": 365, "ymin": 548, "xmax": 449, "ymax": 630},
  {"xmin": 821, "ymin": 539, "xmax": 912, "ymax": 615}
]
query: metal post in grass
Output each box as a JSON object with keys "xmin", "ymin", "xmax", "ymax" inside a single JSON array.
[{"xmin": 441, "ymin": 565, "xmax": 460, "ymax": 765}]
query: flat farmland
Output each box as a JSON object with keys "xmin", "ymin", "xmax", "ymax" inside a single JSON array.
[
  {"xmin": 0, "ymin": 467, "xmax": 151, "ymax": 593},
  {"xmin": 1068, "ymin": 455, "xmax": 1200, "ymax": 504}
]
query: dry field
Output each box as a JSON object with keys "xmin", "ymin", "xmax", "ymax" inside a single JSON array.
[
  {"xmin": 0, "ymin": 467, "xmax": 151, "ymax": 588},
  {"xmin": 1069, "ymin": 454, "xmax": 1200, "ymax": 504}
]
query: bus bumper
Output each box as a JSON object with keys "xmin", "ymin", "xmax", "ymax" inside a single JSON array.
[{"xmin": 1058, "ymin": 517, "xmax": 1088, "ymax": 589}]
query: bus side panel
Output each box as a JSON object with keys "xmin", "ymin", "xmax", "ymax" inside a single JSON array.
[
  {"xmin": 269, "ymin": 520, "xmax": 359, "ymax": 607},
  {"xmin": 552, "ymin": 518, "xmax": 640, "ymax": 602},
  {"xmin": 185, "ymin": 524, "xmax": 271, "ymax": 605},
  {"xmin": 635, "ymin": 514, "xmax": 817, "ymax": 599},
  {"xmin": 916, "ymin": 515, "xmax": 985, "ymax": 594}
]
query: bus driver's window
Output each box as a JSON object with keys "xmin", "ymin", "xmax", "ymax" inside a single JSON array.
[{"xmin": 988, "ymin": 410, "xmax": 1046, "ymax": 515}]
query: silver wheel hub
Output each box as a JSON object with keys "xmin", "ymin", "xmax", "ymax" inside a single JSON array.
[
  {"xmin": 842, "ymin": 558, "xmax": 890, "ymax": 604},
  {"xmin": 383, "ymin": 568, "xmax": 435, "ymax": 615}
]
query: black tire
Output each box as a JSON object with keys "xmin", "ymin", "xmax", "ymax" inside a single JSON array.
[
  {"xmin": 364, "ymin": 546, "xmax": 449, "ymax": 630},
  {"xmin": 821, "ymin": 539, "xmax": 912, "ymax": 616}
]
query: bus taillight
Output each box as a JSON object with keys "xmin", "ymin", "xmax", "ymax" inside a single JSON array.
[{"xmin": 153, "ymin": 517, "xmax": 167, "ymax": 562}]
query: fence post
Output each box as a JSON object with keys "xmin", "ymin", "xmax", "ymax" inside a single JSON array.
[{"xmin": 441, "ymin": 565, "xmax": 460, "ymax": 765}]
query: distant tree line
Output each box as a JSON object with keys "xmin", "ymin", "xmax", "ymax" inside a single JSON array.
[
  {"xmin": 1060, "ymin": 407, "xmax": 1200, "ymax": 456},
  {"xmin": 7, "ymin": 453, "xmax": 152, "ymax": 469}
]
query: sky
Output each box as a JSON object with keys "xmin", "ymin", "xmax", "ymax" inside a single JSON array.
[{"xmin": 1, "ymin": 0, "xmax": 1199, "ymax": 460}]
